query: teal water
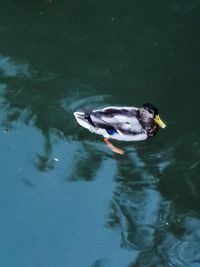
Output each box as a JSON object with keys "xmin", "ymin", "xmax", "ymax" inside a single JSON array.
[{"xmin": 0, "ymin": 1, "xmax": 200, "ymax": 266}]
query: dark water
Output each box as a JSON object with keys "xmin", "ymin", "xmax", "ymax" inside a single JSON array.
[{"xmin": 0, "ymin": 1, "xmax": 200, "ymax": 266}]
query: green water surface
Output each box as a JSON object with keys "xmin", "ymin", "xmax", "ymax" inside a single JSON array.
[{"xmin": 0, "ymin": 1, "xmax": 200, "ymax": 266}]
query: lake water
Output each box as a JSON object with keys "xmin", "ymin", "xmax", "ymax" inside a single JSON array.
[{"xmin": 0, "ymin": 1, "xmax": 200, "ymax": 266}]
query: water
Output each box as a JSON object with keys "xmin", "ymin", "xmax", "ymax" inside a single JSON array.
[{"xmin": 0, "ymin": 1, "xmax": 200, "ymax": 266}]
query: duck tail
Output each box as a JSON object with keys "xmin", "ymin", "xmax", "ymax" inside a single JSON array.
[{"xmin": 74, "ymin": 111, "xmax": 95, "ymax": 130}]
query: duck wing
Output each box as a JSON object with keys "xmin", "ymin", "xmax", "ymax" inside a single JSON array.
[
  {"xmin": 74, "ymin": 110, "xmax": 117, "ymax": 132},
  {"xmin": 91, "ymin": 107, "xmax": 141, "ymax": 132}
]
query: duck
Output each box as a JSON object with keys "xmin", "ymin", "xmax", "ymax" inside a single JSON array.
[{"xmin": 74, "ymin": 103, "xmax": 166, "ymax": 154}]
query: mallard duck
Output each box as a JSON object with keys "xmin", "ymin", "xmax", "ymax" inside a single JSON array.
[{"xmin": 74, "ymin": 103, "xmax": 166, "ymax": 154}]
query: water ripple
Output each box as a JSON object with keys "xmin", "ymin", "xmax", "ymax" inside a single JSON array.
[{"xmin": 0, "ymin": 55, "xmax": 30, "ymax": 77}]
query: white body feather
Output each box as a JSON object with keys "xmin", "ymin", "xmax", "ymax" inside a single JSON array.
[{"xmin": 74, "ymin": 106, "xmax": 149, "ymax": 141}]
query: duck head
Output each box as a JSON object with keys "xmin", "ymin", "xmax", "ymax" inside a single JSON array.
[{"xmin": 139, "ymin": 103, "xmax": 166, "ymax": 128}]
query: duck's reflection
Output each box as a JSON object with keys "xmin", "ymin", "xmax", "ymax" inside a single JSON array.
[{"xmin": 104, "ymin": 150, "xmax": 165, "ymax": 266}]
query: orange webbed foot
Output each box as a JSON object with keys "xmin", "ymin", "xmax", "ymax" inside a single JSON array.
[{"xmin": 104, "ymin": 138, "xmax": 124, "ymax": 155}]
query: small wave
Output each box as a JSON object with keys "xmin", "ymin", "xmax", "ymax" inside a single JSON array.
[{"xmin": 61, "ymin": 93, "xmax": 111, "ymax": 112}]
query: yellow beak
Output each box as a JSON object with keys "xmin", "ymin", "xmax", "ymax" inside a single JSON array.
[{"xmin": 154, "ymin": 115, "xmax": 166, "ymax": 128}]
